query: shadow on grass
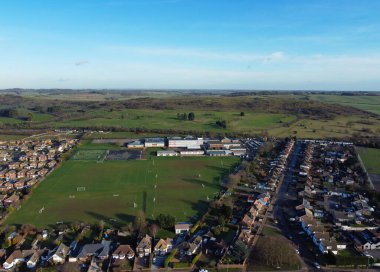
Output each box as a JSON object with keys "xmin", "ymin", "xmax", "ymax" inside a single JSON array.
[
  {"xmin": 182, "ymin": 178, "xmax": 220, "ymax": 190},
  {"xmin": 180, "ymin": 199, "xmax": 210, "ymax": 221}
]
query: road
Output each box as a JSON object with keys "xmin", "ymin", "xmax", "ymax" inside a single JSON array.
[{"xmin": 272, "ymin": 141, "xmax": 324, "ymax": 271}]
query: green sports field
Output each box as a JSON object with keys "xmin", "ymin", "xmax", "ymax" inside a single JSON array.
[
  {"xmin": 357, "ymin": 147, "xmax": 380, "ymax": 174},
  {"xmin": 6, "ymin": 156, "xmax": 238, "ymax": 228}
]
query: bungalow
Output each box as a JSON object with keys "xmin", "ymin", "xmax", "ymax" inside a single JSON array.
[
  {"xmin": 112, "ymin": 245, "xmax": 135, "ymax": 260},
  {"xmin": 52, "ymin": 243, "xmax": 70, "ymax": 264},
  {"xmin": 136, "ymin": 234, "xmax": 152, "ymax": 257},
  {"xmin": 76, "ymin": 240, "xmax": 111, "ymax": 262},
  {"xmin": 154, "ymin": 238, "xmax": 173, "ymax": 255},
  {"xmin": 175, "ymin": 222, "xmax": 192, "ymax": 234}
]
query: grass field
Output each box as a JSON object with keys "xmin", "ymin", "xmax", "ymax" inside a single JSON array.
[
  {"xmin": 46, "ymin": 109, "xmax": 296, "ymax": 134},
  {"xmin": 6, "ymin": 155, "xmax": 238, "ymax": 228},
  {"xmin": 72, "ymin": 149, "xmax": 108, "ymax": 161},
  {"xmin": 1, "ymin": 92, "xmax": 379, "ymax": 139},
  {"xmin": 309, "ymin": 94, "xmax": 380, "ymax": 115},
  {"xmin": 357, "ymin": 147, "xmax": 380, "ymax": 174}
]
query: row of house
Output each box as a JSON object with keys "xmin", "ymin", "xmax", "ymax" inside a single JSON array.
[
  {"xmin": 295, "ymin": 141, "xmax": 377, "ymax": 256},
  {"xmin": 0, "ymin": 139, "xmax": 77, "ymax": 213}
]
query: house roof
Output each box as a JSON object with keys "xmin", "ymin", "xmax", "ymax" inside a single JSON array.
[
  {"xmin": 137, "ymin": 234, "xmax": 152, "ymax": 250},
  {"xmin": 154, "ymin": 238, "xmax": 173, "ymax": 250},
  {"xmin": 77, "ymin": 244, "xmax": 104, "ymax": 259},
  {"xmin": 175, "ymin": 222, "xmax": 191, "ymax": 230},
  {"xmin": 112, "ymin": 245, "xmax": 134, "ymax": 256},
  {"xmin": 54, "ymin": 243, "xmax": 70, "ymax": 259},
  {"xmin": 4, "ymin": 250, "xmax": 23, "ymax": 264}
]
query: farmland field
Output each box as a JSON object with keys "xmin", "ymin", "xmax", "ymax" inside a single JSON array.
[{"xmin": 6, "ymin": 155, "xmax": 238, "ymax": 228}]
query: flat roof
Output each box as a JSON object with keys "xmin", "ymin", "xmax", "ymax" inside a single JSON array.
[{"xmin": 145, "ymin": 138, "xmax": 165, "ymax": 143}]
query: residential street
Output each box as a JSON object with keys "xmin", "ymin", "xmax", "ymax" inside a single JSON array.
[{"xmin": 272, "ymin": 141, "xmax": 321, "ymax": 271}]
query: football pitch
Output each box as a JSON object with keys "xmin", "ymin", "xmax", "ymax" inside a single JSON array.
[{"xmin": 6, "ymin": 156, "xmax": 238, "ymax": 228}]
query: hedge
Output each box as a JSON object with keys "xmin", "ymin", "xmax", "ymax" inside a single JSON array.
[
  {"xmin": 191, "ymin": 253, "xmax": 202, "ymax": 266},
  {"xmin": 164, "ymin": 248, "xmax": 177, "ymax": 267}
]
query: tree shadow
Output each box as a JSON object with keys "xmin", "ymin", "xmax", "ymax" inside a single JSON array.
[{"xmin": 182, "ymin": 178, "xmax": 220, "ymax": 190}]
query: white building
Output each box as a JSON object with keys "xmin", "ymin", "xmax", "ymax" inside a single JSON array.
[
  {"xmin": 157, "ymin": 150, "xmax": 178, "ymax": 157},
  {"xmin": 144, "ymin": 138, "xmax": 165, "ymax": 148},
  {"xmin": 168, "ymin": 136, "xmax": 203, "ymax": 149},
  {"xmin": 179, "ymin": 149, "xmax": 204, "ymax": 156}
]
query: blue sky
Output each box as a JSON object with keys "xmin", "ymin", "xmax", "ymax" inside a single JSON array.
[{"xmin": 1, "ymin": 0, "xmax": 380, "ymax": 90}]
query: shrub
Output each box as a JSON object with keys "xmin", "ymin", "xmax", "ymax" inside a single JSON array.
[
  {"xmin": 164, "ymin": 248, "xmax": 177, "ymax": 267},
  {"xmin": 191, "ymin": 253, "xmax": 202, "ymax": 266}
]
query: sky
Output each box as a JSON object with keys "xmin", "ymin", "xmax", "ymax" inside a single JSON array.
[{"xmin": 0, "ymin": 0, "xmax": 380, "ymax": 90}]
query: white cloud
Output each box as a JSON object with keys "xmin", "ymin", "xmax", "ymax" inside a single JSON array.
[{"xmin": 75, "ymin": 60, "xmax": 89, "ymax": 66}]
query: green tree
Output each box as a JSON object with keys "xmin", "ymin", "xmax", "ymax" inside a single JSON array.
[
  {"xmin": 27, "ymin": 112, "xmax": 33, "ymax": 121},
  {"xmin": 240, "ymin": 111, "xmax": 245, "ymax": 117},
  {"xmin": 157, "ymin": 214, "xmax": 175, "ymax": 230},
  {"xmin": 188, "ymin": 112, "xmax": 195, "ymax": 121},
  {"xmin": 134, "ymin": 210, "xmax": 147, "ymax": 233}
]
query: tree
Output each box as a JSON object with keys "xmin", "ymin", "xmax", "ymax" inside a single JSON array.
[
  {"xmin": 27, "ymin": 112, "xmax": 33, "ymax": 121},
  {"xmin": 149, "ymin": 223, "xmax": 159, "ymax": 240},
  {"xmin": 216, "ymin": 120, "xmax": 227, "ymax": 129},
  {"xmin": 227, "ymin": 173, "xmax": 240, "ymax": 190},
  {"xmin": 218, "ymin": 216, "xmax": 225, "ymax": 227},
  {"xmin": 188, "ymin": 112, "xmax": 195, "ymax": 121},
  {"xmin": 134, "ymin": 210, "xmax": 147, "ymax": 233},
  {"xmin": 227, "ymin": 240, "xmax": 248, "ymax": 264},
  {"xmin": 157, "ymin": 214, "xmax": 175, "ymax": 230},
  {"xmin": 240, "ymin": 111, "xmax": 245, "ymax": 117}
]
